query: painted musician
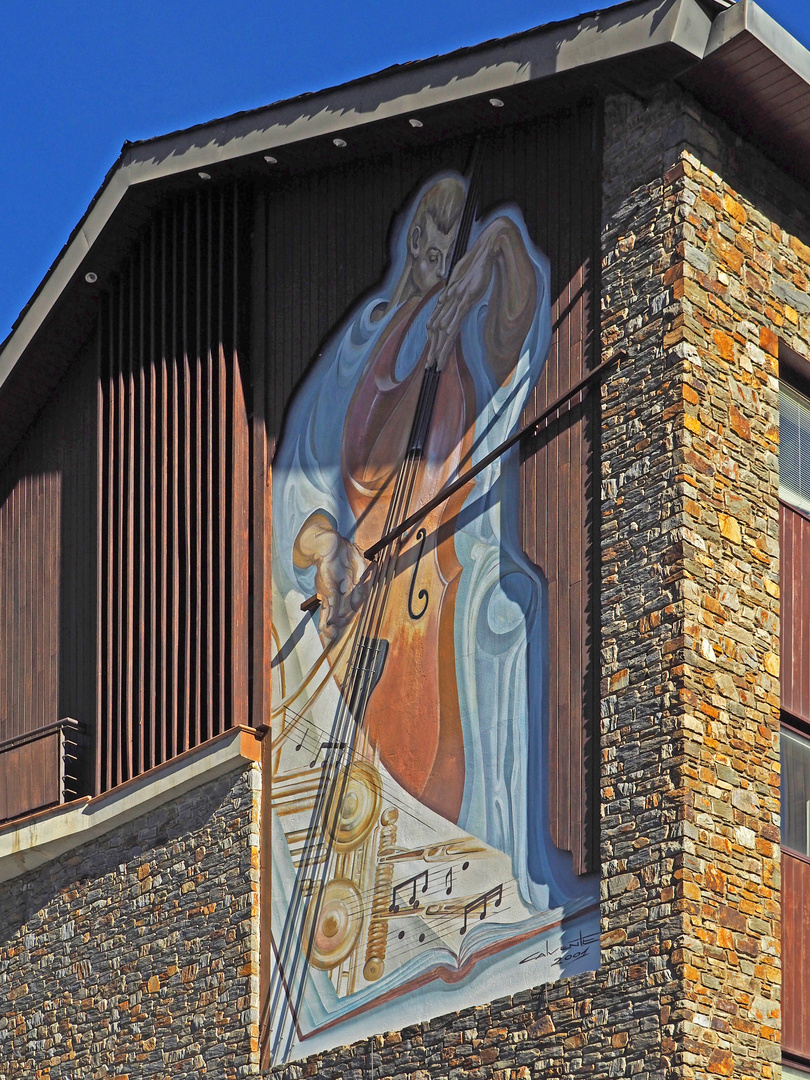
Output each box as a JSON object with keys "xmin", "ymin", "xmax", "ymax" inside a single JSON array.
[{"xmin": 273, "ymin": 172, "xmax": 579, "ymax": 912}]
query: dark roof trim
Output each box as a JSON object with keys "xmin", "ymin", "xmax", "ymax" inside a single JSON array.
[{"xmin": 705, "ymin": 0, "xmax": 810, "ymax": 69}]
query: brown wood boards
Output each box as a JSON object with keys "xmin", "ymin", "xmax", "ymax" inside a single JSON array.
[
  {"xmin": 0, "ymin": 730, "xmax": 60, "ymax": 822},
  {"xmin": 0, "ymin": 339, "xmax": 97, "ymax": 809},
  {"xmin": 783, "ymin": 848, "xmax": 810, "ymax": 1059},
  {"xmin": 96, "ymin": 184, "xmax": 250, "ymax": 790},
  {"xmin": 0, "ymin": 718, "xmax": 83, "ymax": 822},
  {"xmin": 781, "ymin": 501, "xmax": 810, "ymax": 726}
]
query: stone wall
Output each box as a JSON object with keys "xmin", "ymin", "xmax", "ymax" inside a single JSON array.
[
  {"xmin": 658, "ymin": 91, "xmax": 802, "ymax": 1080},
  {"xmin": 0, "ymin": 762, "xmax": 261, "ymax": 1079}
]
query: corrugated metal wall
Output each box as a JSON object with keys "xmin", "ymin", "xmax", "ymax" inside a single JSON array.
[
  {"xmin": 257, "ymin": 101, "xmax": 600, "ymax": 874},
  {"xmin": 97, "ymin": 185, "xmax": 250, "ymax": 790}
]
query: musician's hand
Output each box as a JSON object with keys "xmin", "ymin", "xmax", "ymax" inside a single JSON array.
[
  {"xmin": 426, "ymin": 222, "xmax": 503, "ymax": 369},
  {"xmin": 426, "ymin": 217, "xmax": 528, "ymax": 372},
  {"xmin": 294, "ymin": 514, "xmax": 370, "ymax": 639}
]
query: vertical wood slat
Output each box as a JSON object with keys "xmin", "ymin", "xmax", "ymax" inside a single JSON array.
[
  {"xmin": 782, "ymin": 501, "xmax": 810, "ymax": 725},
  {"xmin": 170, "ymin": 200, "xmax": 181, "ymax": 761},
  {"xmin": 159, "ymin": 211, "xmax": 170, "ymax": 767},
  {"xmin": 783, "ymin": 848, "xmax": 810, "ymax": 1059},
  {"xmin": 217, "ymin": 191, "xmax": 228, "ymax": 737},
  {"xmin": 197, "ymin": 194, "xmax": 206, "ymax": 747},
  {"xmin": 94, "ymin": 183, "xmax": 249, "ymax": 790},
  {"xmin": 106, "ymin": 288, "xmax": 117, "ymax": 791},
  {"xmin": 231, "ymin": 188, "xmax": 251, "ymax": 730},
  {"xmin": 0, "ymin": 332, "xmax": 97, "ymax": 808},
  {"xmin": 148, "ymin": 223, "xmax": 158, "ymax": 772},
  {"xmin": 96, "ymin": 311, "xmax": 105, "ymax": 794}
]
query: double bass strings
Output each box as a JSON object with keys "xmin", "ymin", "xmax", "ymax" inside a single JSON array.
[
  {"xmin": 278, "ymin": 431, "xmax": 429, "ymax": 1060},
  {"xmin": 269, "ymin": 425, "xmax": 428, "ymax": 1063}
]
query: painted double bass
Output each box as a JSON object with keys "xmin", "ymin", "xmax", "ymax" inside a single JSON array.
[{"xmin": 338, "ymin": 276, "xmax": 475, "ymax": 823}]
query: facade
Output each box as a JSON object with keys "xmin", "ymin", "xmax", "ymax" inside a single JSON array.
[{"xmin": 0, "ymin": 0, "xmax": 808, "ymax": 1076}]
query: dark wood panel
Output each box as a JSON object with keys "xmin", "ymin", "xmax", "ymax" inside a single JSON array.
[
  {"xmin": 782, "ymin": 502, "xmax": 810, "ymax": 725},
  {"xmin": 783, "ymin": 848, "xmax": 810, "ymax": 1059},
  {"xmin": 0, "ymin": 730, "xmax": 61, "ymax": 823},
  {"xmin": 0, "ymin": 335, "xmax": 97, "ymax": 804},
  {"xmin": 260, "ymin": 101, "xmax": 600, "ymax": 875}
]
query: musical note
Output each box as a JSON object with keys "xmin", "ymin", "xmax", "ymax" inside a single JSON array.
[
  {"xmin": 397, "ymin": 929, "xmax": 426, "ymax": 943},
  {"xmin": 309, "ymin": 740, "xmax": 346, "ymax": 768},
  {"xmin": 459, "ymin": 883, "xmax": 503, "ymax": 935},
  {"xmin": 289, "ymin": 718, "xmax": 318, "ymax": 755},
  {"xmin": 445, "ymin": 868, "xmax": 453, "ymax": 896},
  {"xmin": 389, "ymin": 869, "xmax": 429, "ymax": 913},
  {"xmin": 294, "ymin": 728, "xmax": 312, "ymax": 752}
]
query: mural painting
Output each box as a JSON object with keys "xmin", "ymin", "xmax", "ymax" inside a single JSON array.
[{"xmin": 268, "ymin": 162, "xmax": 600, "ymax": 1066}]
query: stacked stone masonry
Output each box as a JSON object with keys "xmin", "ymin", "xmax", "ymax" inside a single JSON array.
[{"xmin": 0, "ymin": 765, "xmax": 261, "ymax": 1079}]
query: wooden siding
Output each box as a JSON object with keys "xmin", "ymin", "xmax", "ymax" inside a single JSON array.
[
  {"xmin": 97, "ymin": 185, "xmax": 250, "ymax": 791},
  {"xmin": 518, "ymin": 107, "xmax": 600, "ymax": 876},
  {"xmin": 782, "ymin": 500, "xmax": 810, "ymax": 726},
  {"xmin": 0, "ymin": 342, "xmax": 97, "ymax": 805},
  {"xmin": 0, "ymin": 730, "xmax": 61, "ymax": 822},
  {"xmin": 258, "ymin": 101, "xmax": 600, "ymax": 874},
  {"xmin": 0, "ymin": 718, "xmax": 82, "ymax": 822},
  {"xmin": 784, "ymin": 848, "xmax": 810, "ymax": 1060}
]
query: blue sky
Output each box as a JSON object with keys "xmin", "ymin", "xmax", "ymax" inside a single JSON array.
[{"xmin": 1, "ymin": 0, "xmax": 809, "ymax": 342}]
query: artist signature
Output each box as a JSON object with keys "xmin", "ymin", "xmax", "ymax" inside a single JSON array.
[{"xmin": 519, "ymin": 929, "xmax": 600, "ymax": 967}]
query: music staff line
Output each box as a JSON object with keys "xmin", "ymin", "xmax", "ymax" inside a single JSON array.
[
  {"xmin": 331, "ymin": 886, "xmax": 517, "ymax": 972},
  {"xmin": 292, "ymin": 856, "xmax": 498, "ymax": 920},
  {"xmin": 272, "ymin": 704, "xmax": 441, "ymax": 833},
  {"xmin": 387, "ymin": 869, "xmax": 504, "ymax": 935},
  {"xmin": 291, "ymin": 863, "xmax": 516, "ymax": 960}
]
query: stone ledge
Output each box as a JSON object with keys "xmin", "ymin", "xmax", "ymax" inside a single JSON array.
[{"xmin": 0, "ymin": 725, "xmax": 263, "ymax": 883}]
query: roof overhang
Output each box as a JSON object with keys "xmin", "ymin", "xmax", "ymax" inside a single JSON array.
[
  {"xmin": 1, "ymin": 0, "xmax": 809, "ymax": 458},
  {"xmin": 683, "ymin": 1, "xmax": 810, "ymax": 183}
]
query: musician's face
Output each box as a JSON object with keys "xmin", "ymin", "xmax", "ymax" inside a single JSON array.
[{"xmin": 409, "ymin": 214, "xmax": 457, "ymax": 296}]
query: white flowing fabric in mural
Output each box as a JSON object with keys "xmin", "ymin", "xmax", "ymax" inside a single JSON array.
[{"xmin": 267, "ymin": 170, "xmax": 599, "ymax": 1065}]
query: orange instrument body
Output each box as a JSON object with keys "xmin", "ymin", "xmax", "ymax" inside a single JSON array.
[{"xmin": 339, "ymin": 289, "xmax": 476, "ymax": 824}]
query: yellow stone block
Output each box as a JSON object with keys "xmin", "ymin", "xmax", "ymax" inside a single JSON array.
[
  {"xmin": 790, "ymin": 234, "xmax": 810, "ymax": 263},
  {"xmin": 713, "ymin": 329, "xmax": 735, "ymax": 361},
  {"xmin": 723, "ymin": 192, "xmax": 747, "ymax": 224},
  {"xmin": 717, "ymin": 513, "xmax": 741, "ymax": 544}
]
